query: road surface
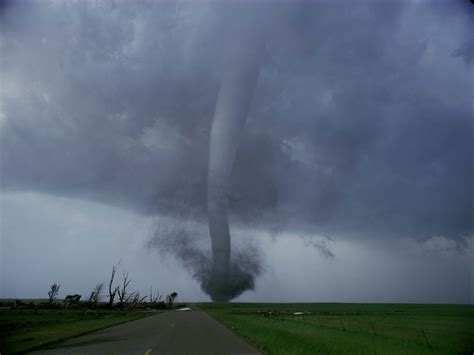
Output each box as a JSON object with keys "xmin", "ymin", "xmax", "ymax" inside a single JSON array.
[{"xmin": 32, "ymin": 310, "xmax": 260, "ymax": 354}]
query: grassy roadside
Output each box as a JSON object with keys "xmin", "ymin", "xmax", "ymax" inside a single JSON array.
[
  {"xmin": 0, "ymin": 309, "xmax": 156, "ymax": 354},
  {"xmin": 202, "ymin": 303, "xmax": 474, "ymax": 355}
]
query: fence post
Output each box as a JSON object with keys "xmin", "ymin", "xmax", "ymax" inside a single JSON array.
[
  {"xmin": 370, "ymin": 322, "xmax": 376, "ymax": 335},
  {"xmin": 421, "ymin": 328, "xmax": 432, "ymax": 349}
]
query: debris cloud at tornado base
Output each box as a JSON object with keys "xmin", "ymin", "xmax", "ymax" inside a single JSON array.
[{"xmin": 148, "ymin": 218, "xmax": 262, "ymax": 301}]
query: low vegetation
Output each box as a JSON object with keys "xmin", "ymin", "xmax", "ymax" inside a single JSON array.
[
  {"xmin": 0, "ymin": 308, "xmax": 153, "ymax": 354},
  {"xmin": 201, "ymin": 303, "xmax": 474, "ymax": 354}
]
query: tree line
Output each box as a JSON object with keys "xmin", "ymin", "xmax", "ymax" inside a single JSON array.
[{"xmin": 12, "ymin": 263, "xmax": 179, "ymax": 310}]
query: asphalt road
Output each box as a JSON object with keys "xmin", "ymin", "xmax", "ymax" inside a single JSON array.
[{"xmin": 32, "ymin": 310, "xmax": 260, "ymax": 355}]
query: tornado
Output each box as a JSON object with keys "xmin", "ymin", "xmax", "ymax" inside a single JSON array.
[{"xmin": 205, "ymin": 21, "xmax": 263, "ymax": 301}]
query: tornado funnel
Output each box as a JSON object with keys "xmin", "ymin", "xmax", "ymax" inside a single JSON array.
[{"xmin": 205, "ymin": 26, "xmax": 263, "ymax": 302}]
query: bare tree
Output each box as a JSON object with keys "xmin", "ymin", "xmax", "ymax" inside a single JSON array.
[
  {"xmin": 149, "ymin": 286, "xmax": 162, "ymax": 303},
  {"xmin": 166, "ymin": 292, "xmax": 178, "ymax": 308},
  {"xmin": 88, "ymin": 292, "xmax": 94, "ymax": 304},
  {"xmin": 117, "ymin": 271, "xmax": 131, "ymax": 305},
  {"xmin": 125, "ymin": 291, "xmax": 136, "ymax": 305},
  {"xmin": 125, "ymin": 291, "xmax": 147, "ymax": 308},
  {"xmin": 88, "ymin": 283, "xmax": 104, "ymax": 306},
  {"xmin": 48, "ymin": 283, "xmax": 61, "ymax": 303},
  {"xmin": 107, "ymin": 264, "xmax": 119, "ymax": 307},
  {"xmin": 138, "ymin": 293, "xmax": 147, "ymax": 305}
]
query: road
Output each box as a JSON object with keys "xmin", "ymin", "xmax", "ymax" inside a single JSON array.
[{"xmin": 32, "ymin": 310, "xmax": 260, "ymax": 354}]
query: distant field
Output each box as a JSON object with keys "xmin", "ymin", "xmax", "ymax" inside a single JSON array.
[
  {"xmin": 200, "ymin": 303, "xmax": 474, "ymax": 354},
  {"xmin": 0, "ymin": 308, "xmax": 155, "ymax": 354}
]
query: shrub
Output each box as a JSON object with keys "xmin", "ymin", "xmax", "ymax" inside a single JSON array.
[{"xmin": 64, "ymin": 294, "xmax": 81, "ymax": 308}]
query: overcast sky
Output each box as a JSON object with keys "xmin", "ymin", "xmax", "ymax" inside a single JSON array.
[{"xmin": 0, "ymin": 0, "xmax": 472, "ymax": 303}]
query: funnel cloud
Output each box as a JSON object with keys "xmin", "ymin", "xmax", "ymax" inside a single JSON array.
[{"xmin": 206, "ymin": 5, "xmax": 266, "ymax": 300}]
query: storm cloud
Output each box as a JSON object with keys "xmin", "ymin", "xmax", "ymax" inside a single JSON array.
[{"xmin": 0, "ymin": 0, "xmax": 472, "ymax": 300}]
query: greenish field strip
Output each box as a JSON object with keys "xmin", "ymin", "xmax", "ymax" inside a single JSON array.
[
  {"xmin": 0, "ymin": 309, "xmax": 155, "ymax": 354},
  {"xmin": 201, "ymin": 303, "xmax": 474, "ymax": 354}
]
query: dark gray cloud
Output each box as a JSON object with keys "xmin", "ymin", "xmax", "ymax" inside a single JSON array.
[
  {"xmin": 1, "ymin": 0, "xmax": 472, "ymax": 246},
  {"xmin": 301, "ymin": 235, "xmax": 335, "ymax": 260}
]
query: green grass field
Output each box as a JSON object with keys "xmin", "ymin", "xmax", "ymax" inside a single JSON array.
[
  {"xmin": 200, "ymin": 303, "xmax": 474, "ymax": 354},
  {"xmin": 0, "ymin": 308, "xmax": 155, "ymax": 354}
]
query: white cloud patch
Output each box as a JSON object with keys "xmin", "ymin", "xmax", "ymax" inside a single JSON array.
[{"xmin": 422, "ymin": 235, "xmax": 459, "ymax": 256}]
